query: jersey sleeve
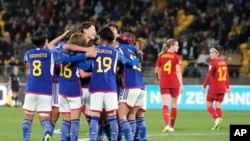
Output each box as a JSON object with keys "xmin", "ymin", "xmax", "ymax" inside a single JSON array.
[
  {"xmin": 118, "ymin": 52, "xmax": 139, "ymax": 67},
  {"xmin": 203, "ymin": 62, "xmax": 215, "ymax": 88}
]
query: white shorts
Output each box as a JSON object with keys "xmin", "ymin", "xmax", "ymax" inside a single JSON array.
[
  {"xmin": 22, "ymin": 94, "xmax": 52, "ymax": 112},
  {"xmin": 52, "ymin": 83, "xmax": 59, "ymax": 107},
  {"xmin": 90, "ymin": 92, "xmax": 118, "ymax": 112},
  {"xmin": 58, "ymin": 95, "xmax": 82, "ymax": 113},
  {"xmin": 82, "ymin": 88, "xmax": 91, "ymax": 116},
  {"xmin": 119, "ymin": 88, "xmax": 145, "ymax": 108}
]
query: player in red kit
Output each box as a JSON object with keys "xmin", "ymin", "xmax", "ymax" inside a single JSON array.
[
  {"xmin": 203, "ymin": 45, "xmax": 230, "ymax": 130},
  {"xmin": 155, "ymin": 38, "xmax": 183, "ymax": 132}
]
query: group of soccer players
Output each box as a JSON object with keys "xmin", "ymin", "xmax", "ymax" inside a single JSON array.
[
  {"xmin": 21, "ymin": 19, "xmax": 230, "ymax": 141},
  {"xmin": 155, "ymin": 39, "xmax": 230, "ymax": 132},
  {"xmin": 21, "ymin": 21, "xmax": 147, "ymax": 141}
]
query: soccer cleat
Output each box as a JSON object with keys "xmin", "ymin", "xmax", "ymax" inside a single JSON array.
[
  {"xmin": 168, "ymin": 127, "xmax": 175, "ymax": 132},
  {"xmin": 211, "ymin": 118, "xmax": 222, "ymax": 130},
  {"xmin": 43, "ymin": 134, "xmax": 51, "ymax": 141},
  {"xmin": 162, "ymin": 125, "xmax": 175, "ymax": 132},
  {"xmin": 162, "ymin": 126, "xmax": 169, "ymax": 132},
  {"xmin": 54, "ymin": 129, "xmax": 60, "ymax": 134}
]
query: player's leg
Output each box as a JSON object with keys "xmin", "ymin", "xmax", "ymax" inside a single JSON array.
[
  {"xmin": 89, "ymin": 92, "xmax": 103, "ymax": 141},
  {"xmin": 169, "ymin": 88, "xmax": 180, "ymax": 131},
  {"xmin": 127, "ymin": 89, "xmax": 145, "ymax": 139},
  {"xmin": 118, "ymin": 89, "xmax": 138, "ymax": 141},
  {"xmin": 135, "ymin": 109, "xmax": 147, "ymax": 141},
  {"xmin": 105, "ymin": 92, "xmax": 119, "ymax": 141},
  {"xmin": 161, "ymin": 88, "xmax": 170, "ymax": 132},
  {"xmin": 213, "ymin": 94, "xmax": 225, "ymax": 130},
  {"xmin": 12, "ymin": 90, "xmax": 19, "ymax": 107},
  {"xmin": 22, "ymin": 94, "xmax": 36, "ymax": 141},
  {"xmin": 69, "ymin": 97, "xmax": 82, "ymax": 141},
  {"xmin": 51, "ymin": 83, "xmax": 60, "ymax": 135},
  {"xmin": 37, "ymin": 95, "xmax": 53, "ymax": 141},
  {"xmin": 58, "ymin": 95, "xmax": 71, "ymax": 141}
]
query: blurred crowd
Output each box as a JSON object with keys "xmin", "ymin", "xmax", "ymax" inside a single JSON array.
[{"xmin": 0, "ymin": 0, "xmax": 249, "ymax": 77}]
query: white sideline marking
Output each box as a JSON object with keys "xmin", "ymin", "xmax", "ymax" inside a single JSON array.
[{"xmin": 78, "ymin": 132, "xmax": 227, "ymax": 140}]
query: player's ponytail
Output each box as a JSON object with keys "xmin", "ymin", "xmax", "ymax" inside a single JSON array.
[{"xmin": 158, "ymin": 38, "xmax": 177, "ymax": 56}]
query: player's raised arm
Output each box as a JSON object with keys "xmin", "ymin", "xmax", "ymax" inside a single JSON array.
[{"xmin": 47, "ymin": 30, "xmax": 71, "ymax": 49}]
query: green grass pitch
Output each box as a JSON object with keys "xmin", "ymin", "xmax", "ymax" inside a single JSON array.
[{"xmin": 0, "ymin": 107, "xmax": 249, "ymax": 141}]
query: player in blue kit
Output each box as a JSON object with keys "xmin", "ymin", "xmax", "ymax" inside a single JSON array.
[
  {"xmin": 56, "ymin": 32, "xmax": 97, "ymax": 141},
  {"xmin": 22, "ymin": 30, "xmax": 54, "ymax": 141},
  {"xmin": 117, "ymin": 33, "xmax": 147, "ymax": 141},
  {"xmin": 86, "ymin": 27, "xmax": 139, "ymax": 141}
]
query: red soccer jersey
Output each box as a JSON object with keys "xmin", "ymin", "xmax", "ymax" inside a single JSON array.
[
  {"xmin": 156, "ymin": 52, "xmax": 181, "ymax": 88},
  {"xmin": 203, "ymin": 58, "xmax": 230, "ymax": 93}
]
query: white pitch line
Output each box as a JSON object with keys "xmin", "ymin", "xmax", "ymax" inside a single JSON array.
[{"xmin": 78, "ymin": 132, "xmax": 228, "ymax": 140}]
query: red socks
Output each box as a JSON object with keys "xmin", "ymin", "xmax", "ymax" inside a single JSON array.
[
  {"xmin": 162, "ymin": 105, "xmax": 169, "ymax": 126},
  {"xmin": 208, "ymin": 106, "xmax": 220, "ymax": 119},
  {"xmin": 216, "ymin": 108, "xmax": 222, "ymax": 118},
  {"xmin": 170, "ymin": 108, "xmax": 177, "ymax": 127}
]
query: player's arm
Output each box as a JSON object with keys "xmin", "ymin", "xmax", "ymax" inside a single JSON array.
[
  {"xmin": 155, "ymin": 57, "xmax": 161, "ymax": 81},
  {"xmin": 118, "ymin": 53, "xmax": 139, "ymax": 67},
  {"xmin": 154, "ymin": 66, "xmax": 160, "ymax": 81},
  {"xmin": 47, "ymin": 30, "xmax": 70, "ymax": 49},
  {"xmin": 77, "ymin": 59, "xmax": 92, "ymax": 71},
  {"xmin": 203, "ymin": 63, "xmax": 214, "ymax": 93},
  {"xmin": 226, "ymin": 65, "xmax": 230, "ymax": 94},
  {"xmin": 61, "ymin": 53, "xmax": 87, "ymax": 63},
  {"xmin": 63, "ymin": 44, "xmax": 96, "ymax": 53},
  {"xmin": 176, "ymin": 64, "xmax": 183, "ymax": 91},
  {"xmin": 79, "ymin": 69, "xmax": 92, "ymax": 78}
]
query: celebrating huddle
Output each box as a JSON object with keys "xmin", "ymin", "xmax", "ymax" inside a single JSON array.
[{"xmin": 21, "ymin": 22, "xmax": 147, "ymax": 141}]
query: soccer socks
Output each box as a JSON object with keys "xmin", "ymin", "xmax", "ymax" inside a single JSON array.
[
  {"xmin": 162, "ymin": 105, "xmax": 169, "ymax": 126},
  {"xmin": 136, "ymin": 117, "xmax": 147, "ymax": 141},
  {"xmin": 128, "ymin": 120, "xmax": 137, "ymax": 137},
  {"xmin": 216, "ymin": 108, "xmax": 222, "ymax": 118},
  {"xmin": 108, "ymin": 115, "xmax": 119, "ymax": 141},
  {"xmin": 170, "ymin": 108, "xmax": 177, "ymax": 127},
  {"xmin": 22, "ymin": 119, "xmax": 32, "ymax": 141},
  {"xmin": 119, "ymin": 119, "xmax": 133, "ymax": 141},
  {"xmin": 89, "ymin": 116, "xmax": 100, "ymax": 141},
  {"xmin": 60, "ymin": 120, "xmax": 71, "ymax": 141},
  {"xmin": 208, "ymin": 106, "xmax": 219, "ymax": 119},
  {"xmin": 51, "ymin": 121, "xmax": 56, "ymax": 136},
  {"xmin": 103, "ymin": 123, "xmax": 111, "ymax": 140},
  {"xmin": 41, "ymin": 120, "xmax": 52, "ymax": 138},
  {"xmin": 70, "ymin": 119, "xmax": 80, "ymax": 141}
]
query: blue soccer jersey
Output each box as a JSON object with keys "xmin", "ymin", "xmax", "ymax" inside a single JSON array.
[
  {"xmin": 24, "ymin": 47, "xmax": 54, "ymax": 95},
  {"xmin": 57, "ymin": 49, "xmax": 81, "ymax": 97},
  {"xmin": 88, "ymin": 45, "xmax": 118, "ymax": 93},
  {"xmin": 118, "ymin": 44, "xmax": 145, "ymax": 89}
]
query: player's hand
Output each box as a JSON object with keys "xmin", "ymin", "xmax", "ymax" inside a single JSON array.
[
  {"xmin": 62, "ymin": 30, "xmax": 71, "ymax": 37},
  {"xmin": 179, "ymin": 86, "xmax": 183, "ymax": 94},
  {"xmin": 138, "ymin": 50, "xmax": 144, "ymax": 56},
  {"xmin": 202, "ymin": 87, "xmax": 206, "ymax": 94},
  {"xmin": 86, "ymin": 49, "xmax": 97, "ymax": 58},
  {"xmin": 226, "ymin": 88, "xmax": 231, "ymax": 95}
]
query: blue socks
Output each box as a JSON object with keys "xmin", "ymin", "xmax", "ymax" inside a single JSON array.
[
  {"xmin": 22, "ymin": 119, "xmax": 32, "ymax": 141},
  {"xmin": 41, "ymin": 120, "xmax": 52, "ymax": 139},
  {"xmin": 60, "ymin": 120, "xmax": 71, "ymax": 141},
  {"xmin": 119, "ymin": 119, "xmax": 133, "ymax": 141},
  {"xmin": 128, "ymin": 120, "xmax": 137, "ymax": 137},
  {"xmin": 89, "ymin": 116, "xmax": 100, "ymax": 141},
  {"xmin": 136, "ymin": 117, "xmax": 147, "ymax": 141},
  {"xmin": 108, "ymin": 115, "xmax": 119, "ymax": 141},
  {"xmin": 51, "ymin": 120, "xmax": 56, "ymax": 136},
  {"xmin": 70, "ymin": 119, "xmax": 80, "ymax": 141}
]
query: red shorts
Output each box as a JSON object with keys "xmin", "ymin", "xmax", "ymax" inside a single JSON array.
[
  {"xmin": 160, "ymin": 88, "xmax": 179, "ymax": 97},
  {"xmin": 206, "ymin": 90, "xmax": 225, "ymax": 102}
]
